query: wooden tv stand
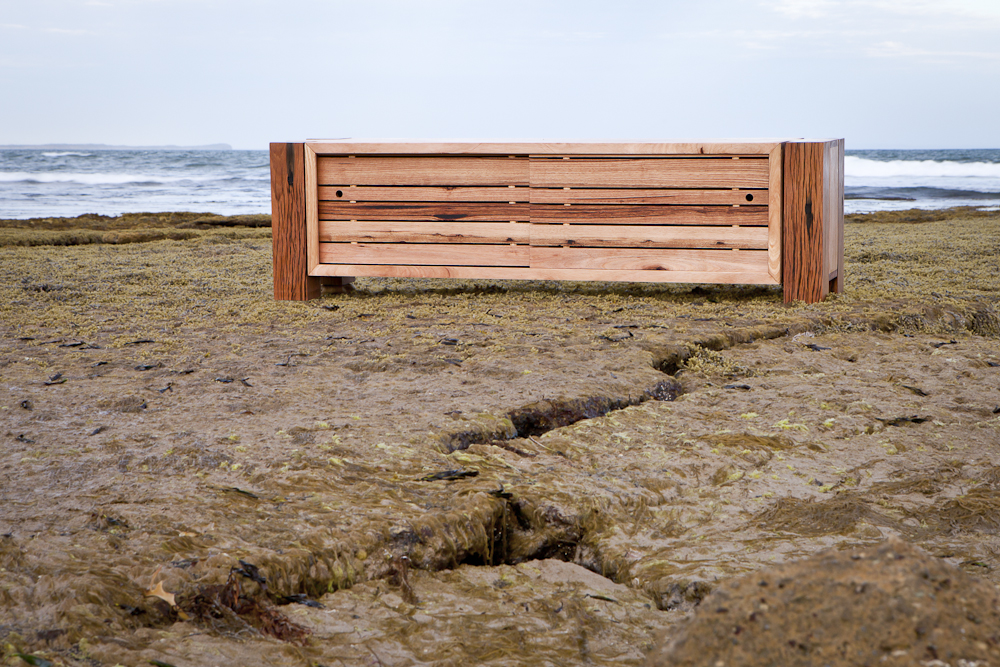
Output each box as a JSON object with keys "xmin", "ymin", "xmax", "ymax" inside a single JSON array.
[{"xmin": 270, "ymin": 140, "xmax": 843, "ymax": 304}]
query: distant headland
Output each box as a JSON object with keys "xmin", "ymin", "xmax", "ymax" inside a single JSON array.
[{"xmin": 0, "ymin": 143, "xmax": 233, "ymax": 150}]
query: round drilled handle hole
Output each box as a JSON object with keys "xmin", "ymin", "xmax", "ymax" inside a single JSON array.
[
  {"xmin": 336, "ymin": 190, "xmax": 344, "ymax": 198},
  {"xmin": 745, "ymin": 193, "xmax": 754, "ymax": 202}
]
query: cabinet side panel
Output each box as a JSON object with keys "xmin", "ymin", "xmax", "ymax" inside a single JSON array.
[
  {"xmin": 825, "ymin": 139, "xmax": 845, "ymax": 293},
  {"xmin": 305, "ymin": 145, "xmax": 320, "ymax": 274},
  {"xmin": 768, "ymin": 143, "xmax": 782, "ymax": 281}
]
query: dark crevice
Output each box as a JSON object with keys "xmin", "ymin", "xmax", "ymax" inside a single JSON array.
[
  {"xmin": 439, "ymin": 498, "xmax": 584, "ymax": 573},
  {"xmin": 140, "ymin": 302, "xmax": 1000, "ymax": 639},
  {"xmin": 379, "ymin": 494, "xmax": 587, "ymax": 574},
  {"xmin": 508, "ymin": 395, "xmax": 642, "ymax": 437},
  {"xmin": 528, "ymin": 540, "xmax": 579, "ymax": 563},
  {"xmin": 439, "ymin": 379, "xmax": 683, "ymax": 452},
  {"xmin": 178, "ymin": 566, "xmax": 311, "ymax": 644},
  {"xmin": 383, "ymin": 495, "xmax": 643, "ymax": 609}
]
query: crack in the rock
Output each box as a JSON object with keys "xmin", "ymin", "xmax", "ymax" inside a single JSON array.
[
  {"xmin": 439, "ymin": 379, "xmax": 683, "ymax": 453},
  {"xmin": 120, "ymin": 301, "xmax": 1000, "ymax": 641}
]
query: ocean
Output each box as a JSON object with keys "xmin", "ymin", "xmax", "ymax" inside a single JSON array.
[
  {"xmin": 845, "ymin": 149, "xmax": 1000, "ymax": 214},
  {"xmin": 0, "ymin": 148, "xmax": 270, "ymax": 219},
  {"xmin": 1, "ymin": 147, "xmax": 999, "ymax": 219}
]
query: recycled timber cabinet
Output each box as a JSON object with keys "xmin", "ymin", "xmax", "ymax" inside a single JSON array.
[{"xmin": 271, "ymin": 140, "xmax": 844, "ymax": 304}]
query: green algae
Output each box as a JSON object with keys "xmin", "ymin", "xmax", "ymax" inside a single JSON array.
[{"xmin": 2, "ymin": 208, "xmax": 1000, "ymax": 666}]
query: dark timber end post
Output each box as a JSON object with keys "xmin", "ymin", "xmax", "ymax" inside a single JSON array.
[
  {"xmin": 782, "ymin": 140, "xmax": 844, "ymax": 304},
  {"xmin": 271, "ymin": 142, "xmax": 321, "ymax": 301}
]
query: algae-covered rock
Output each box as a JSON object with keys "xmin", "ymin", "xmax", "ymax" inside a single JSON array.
[{"xmin": 647, "ymin": 538, "xmax": 1000, "ymax": 667}]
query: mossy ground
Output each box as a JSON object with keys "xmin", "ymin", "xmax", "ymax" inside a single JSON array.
[{"xmin": 0, "ymin": 209, "xmax": 998, "ymax": 667}]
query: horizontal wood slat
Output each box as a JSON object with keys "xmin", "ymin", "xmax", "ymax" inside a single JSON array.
[
  {"xmin": 530, "ymin": 188, "xmax": 767, "ymax": 206},
  {"xmin": 530, "ymin": 247, "xmax": 769, "ymax": 273},
  {"xmin": 307, "ymin": 141, "xmax": 785, "ymax": 156},
  {"xmin": 529, "ymin": 205, "xmax": 768, "ymax": 226},
  {"xmin": 530, "ymin": 158, "xmax": 769, "ymax": 189},
  {"xmin": 310, "ymin": 264, "xmax": 777, "ymax": 285},
  {"xmin": 319, "ymin": 186, "xmax": 529, "ymax": 202},
  {"xmin": 530, "ymin": 224, "xmax": 768, "ymax": 249},
  {"xmin": 319, "ymin": 221, "xmax": 528, "ymax": 245},
  {"xmin": 319, "ymin": 242, "xmax": 529, "ymax": 267},
  {"xmin": 319, "ymin": 202, "xmax": 528, "ymax": 222},
  {"xmin": 318, "ymin": 157, "xmax": 528, "ymax": 187}
]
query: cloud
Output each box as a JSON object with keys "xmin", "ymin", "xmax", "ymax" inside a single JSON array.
[
  {"xmin": 1, "ymin": 23, "xmax": 28, "ymax": 30},
  {"xmin": 866, "ymin": 40, "xmax": 1000, "ymax": 60},
  {"xmin": 764, "ymin": 0, "xmax": 1000, "ymax": 25},
  {"xmin": 768, "ymin": 0, "xmax": 838, "ymax": 19},
  {"xmin": 44, "ymin": 28, "xmax": 89, "ymax": 35},
  {"xmin": 863, "ymin": 0, "xmax": 1000, "ymax": 19},
  {"xmin": 747, "ymin": 0, "xmax": 1000, "ymax": 63},
  {"xmin": 535, "ymin": 29, "xmax": 606, "ymax": 42}
]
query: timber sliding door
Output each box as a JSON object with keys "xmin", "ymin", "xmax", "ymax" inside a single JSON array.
[
  {"xmin": 304, "ymin": 142, "xmax": 785, "ymax": 285},
  {"xmin": 528, "ymin": 154, "xmax": 775, "ymax": 284},
  {"xmin": 314, "ymin": 154, "xmax": 531, "ymax": 278}
]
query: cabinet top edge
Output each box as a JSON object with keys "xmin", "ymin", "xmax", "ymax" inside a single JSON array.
[{"xmin": 300, "ymin": 140, "xmax": 833, "ymax": 155}]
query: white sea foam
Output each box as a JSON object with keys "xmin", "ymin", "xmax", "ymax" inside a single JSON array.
[
  {"xmin": 41, "ymin": 151, "xmax": 91, "ymax": 157},
  {"xmin": 845, "ymin": 156, "xmax": 1000, "ymax": 192},
  {"xmin": 0, "ymin": 172, "xmax": 228, "ymax": 185},
  {"xmin": 845, "ymin": 198, "xmax": 999, "ymax": 214}
]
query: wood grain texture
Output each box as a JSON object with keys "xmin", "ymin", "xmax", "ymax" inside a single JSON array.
[
  {"xmin": 306, "ymin": 140, "xmax": 784, "ymax": 155},
  {"xmin": 767, "ymin": 143, "xmax": 783, "ymax": 282},
  {"xmin": 318, "ymin": 202, "xmax": 528, "ymax": 221},
  {"xmin": 310, "ymin": 263, "xmax": 778, "ymax": 284},
  {"xmin": 530, "ymin": 247, "xmax": 769, "ymax": 273},
  {"xmin": 530, "ymin": 157, "xmax": 770, "ymax": 188},
  {"xmin": 318, "ymin": 157, "xmax": 528, "ymax": 186},
  {"xmin": 530, "ymin": 188, "xmax": 767, "ymax": 205},
  {"xmin": 318, "ymin": 186, "xmax": 529, "ymax": 202},
  {"xmin": 319, "ymin": 242, "xmax": 529, "ymax": 267},
  {"xmin": 825, "ymin": 139, "xmax": 845, "ymax": 293},
  {"xmin": 319, "ymin": 221, "xmax": 529, "ymax": 244},
  {"xmin": 782, "ymin": 141, "xmax": 828, "ymax": 304},
  {"xmin": 304, "ymin": 145, "xmax": 319, "ymax": 273},
  {"xmin": 529, "ymin": 224, "xmax": 768, "ymax": 249},
  {"xmin": 529, "ymin": 204, "xmax": 768, "ymax": 226},
  {"xmin": 270, "ymin": 142, "xmax": 321, "ymax": 300},
  {"xmin": 272, "ymin": 140, "xmax": 843, "ymax": 297}
]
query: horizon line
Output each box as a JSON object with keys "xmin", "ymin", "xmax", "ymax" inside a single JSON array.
[{"xmin": 0, "ymin": 143, "xmax": 234, "ymax": 151}]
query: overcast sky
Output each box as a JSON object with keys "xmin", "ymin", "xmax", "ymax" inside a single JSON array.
[{"xmin": 2, "ymin": 0, "xmax": 998, "ymax": 150}]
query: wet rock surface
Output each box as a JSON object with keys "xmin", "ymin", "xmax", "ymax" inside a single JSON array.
[
  {"xmin": 648, "ymin": 538, "xmax": 1000, "ymax": 667},
  {"xmin": 0, "ymin": 209, "xmax": 999, "ymax": 666}
]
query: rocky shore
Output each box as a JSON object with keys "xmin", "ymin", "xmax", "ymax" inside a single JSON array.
[{"xmin": 1, "ymin": 207, "xmax": 998, "ymax": 666}]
